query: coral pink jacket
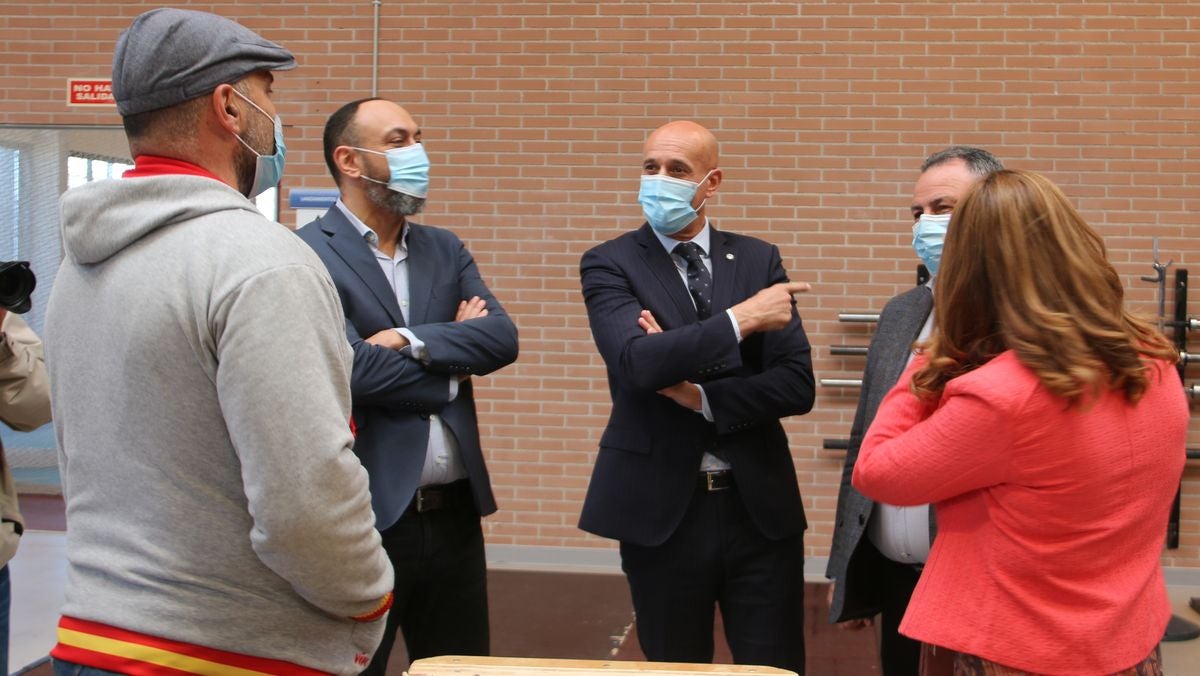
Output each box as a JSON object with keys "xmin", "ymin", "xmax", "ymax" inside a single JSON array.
[{"xmin": 854, "ymin": 351, "xmax": 1187, "ymax": 675}]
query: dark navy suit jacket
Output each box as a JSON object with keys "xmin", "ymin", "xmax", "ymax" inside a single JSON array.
[
  {"xmin": 297, "ymin": 207, "xmax": 518, "ymax": 530},
  {"xmin": 578, "ymin": 223, "xmax": 815, "ymax": 547}
]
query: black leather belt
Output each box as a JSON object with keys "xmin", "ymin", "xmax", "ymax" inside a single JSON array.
[
  {"xmin": 699, "ymin": 470, "xmax": 734, "ymax": 492},
  {"xmin": 409, "ymin": 479, "xmax": 473, "ymax": 514}
]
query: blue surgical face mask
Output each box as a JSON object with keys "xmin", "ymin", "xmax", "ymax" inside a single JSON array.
[
  {"xmin": 355, "ymin": 143, "xmax": 431, "ymax": 198},
  {"xmin": 231, "ymin": 90, "xmax": 285, "ymax": 198},
  {"xmin": 638, "ymin": 170, "xmax": 714, "ymax": 236},
  {"xmin": 912, "ymin": 212, "xmax": 951, "ymax": 276}
]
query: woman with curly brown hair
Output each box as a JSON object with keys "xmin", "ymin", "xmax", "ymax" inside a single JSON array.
[{"xmin": 853, "ymin": 169, "xmax": 1187, "ymax": 676}]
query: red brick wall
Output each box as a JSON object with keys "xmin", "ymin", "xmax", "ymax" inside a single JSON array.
[{"xmin": 5, "ymin": 1, "xmax": 1199, "ymax": 566}]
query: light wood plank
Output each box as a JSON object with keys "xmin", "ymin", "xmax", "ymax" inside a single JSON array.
[{"xmin": 407, "ymin": 655, "xmax": 796, "ymax": 676}]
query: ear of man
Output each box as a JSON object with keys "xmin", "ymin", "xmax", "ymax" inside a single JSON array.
[
  {"xmin": 210, "ymin": 83, "xmax": 246, "ymax": 138},
  {"xmin": 333, "ymin": 145, "xmax": 365, "ymax": 182},
  {"xmin": 701, "ymin": 168, "xmax": 722, "ymax": 199}
]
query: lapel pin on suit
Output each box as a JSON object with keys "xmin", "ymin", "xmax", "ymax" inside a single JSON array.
[{"xmin": 726, "ymin": 253, "xmax": 735, "ymax": 260}]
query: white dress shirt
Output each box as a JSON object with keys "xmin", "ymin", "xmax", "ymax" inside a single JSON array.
[{"xmin": 868, "ymin": 283, "xmax": 933, "ymax": 564}]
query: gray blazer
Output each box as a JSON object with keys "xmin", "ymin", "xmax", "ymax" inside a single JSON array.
[{"xmin": 826, "ymin": 284, "xmax": 933, "ymax": 623}]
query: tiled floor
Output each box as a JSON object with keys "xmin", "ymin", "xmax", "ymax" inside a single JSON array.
[
  {"xmin": 10, "ymin": 536, "xmax": 874, "ymax": 676},
  {"xmin": 1165, "ymin": 587, "xmax": 1200, "ymax": 670},
  {"xmin": 10, "ymin": 495, "xmax": 1200, "ymax": 675}
]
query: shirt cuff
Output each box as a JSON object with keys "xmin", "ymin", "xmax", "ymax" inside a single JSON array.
[
  {"xmin": 697, "ymin": 384, "xmax": 714, "ymax": 422},
  {"xmin": 395, "ymin": 328, "xmax": 428, "ymax": 362},
  {"xmin": 448, "ymin": 375, "xmax": 459, "ymax": 402},
  {"xmin": 725, "ymin": 309, "xmax": 743, "ymax": 343}
]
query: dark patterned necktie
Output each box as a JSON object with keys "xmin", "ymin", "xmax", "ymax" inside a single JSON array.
[{"xmin": 673, "ymin": 241, "xmax": 712, "ymax": 319}]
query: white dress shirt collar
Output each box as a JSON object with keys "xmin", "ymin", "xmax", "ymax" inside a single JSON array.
[
  {"xmin": 335, "ymin": 199, "xmax": 409, "ymax": 256},
  {"xmin": 652, "ymin": 219, "xmax": 712, "ymax": 258}
]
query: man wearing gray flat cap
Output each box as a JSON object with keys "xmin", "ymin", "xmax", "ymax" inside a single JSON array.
[{"xmin": 45, "ymin": 8, "xmax": 393, "ymax": 674}]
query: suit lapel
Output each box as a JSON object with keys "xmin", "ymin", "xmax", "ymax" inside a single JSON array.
[
  {"xmin": 707, "ymin": 225, "xmax": 737, "ymax": 313},
  {"xmin": 321, "ymin": 209, "xmax": 407, "ymax": 327},
  {"xmin": 875, "ymin": 286, "xmax": 933, "ymax": 395},
  {"xmin": 405, "ymin": 223, "xmax": 434, "ymax": 325},
  {"xmin": 634, "ymin": 225, "xmax": 698, "ymax": 323}
]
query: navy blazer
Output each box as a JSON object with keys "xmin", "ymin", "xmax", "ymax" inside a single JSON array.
[
  {"xmin": 578, "ymin": 223, "xmax": 815, "ymax": 547},
  {"xmin": 296, "ymin": 207, "xmax": 518, "ymax": 530}
]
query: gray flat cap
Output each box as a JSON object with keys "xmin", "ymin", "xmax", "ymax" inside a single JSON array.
[{"xmin": 112, "ymin": 8, "xmax": 296, "ymax": 116}]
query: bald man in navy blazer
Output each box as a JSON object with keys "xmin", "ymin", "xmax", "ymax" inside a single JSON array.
[{"xmin": 578, "ymin": 121, "xmax": 815, "ymax": 674}]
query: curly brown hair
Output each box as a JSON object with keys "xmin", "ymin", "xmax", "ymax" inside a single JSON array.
[{"xmin": 912, "ymin": 169, "xmax": 1177, "ymax": 405}]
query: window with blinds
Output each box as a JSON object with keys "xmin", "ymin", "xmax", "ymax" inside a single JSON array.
[{"xmin": 0, "ymin": 128, "xmax": 134, "ymax": 469}]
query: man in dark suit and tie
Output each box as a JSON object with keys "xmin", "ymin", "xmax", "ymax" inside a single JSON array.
[
  {"xmin": 578, "ymin": 120, "xmax": 815, "ymax": 674},
  {"xmin": 825, "ymin": 146, "xmax": 1002, "ymax": 676},
  {"xmin": 297, "ymin": 98, "xmax": 518, "ymax": 675}
]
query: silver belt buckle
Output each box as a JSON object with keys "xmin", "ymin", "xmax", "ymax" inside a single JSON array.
[{"xmin": 415, "ymin": 488, "xmax": 429, "ymax": 513}]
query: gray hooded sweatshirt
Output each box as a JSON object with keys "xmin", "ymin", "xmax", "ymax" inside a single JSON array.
[{"xmin": 46, "ymin": 174, "xmax": 392, "ymax": 674}]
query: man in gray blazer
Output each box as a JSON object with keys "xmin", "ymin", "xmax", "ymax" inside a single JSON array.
[{"xmin": 826, "ymin": 146, "xmax": 1002, "ymax": 676}]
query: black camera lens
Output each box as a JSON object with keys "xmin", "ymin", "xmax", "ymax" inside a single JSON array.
[{"xmin": 0, "ymin": 261, "xmax": 36, "ymax": 314}]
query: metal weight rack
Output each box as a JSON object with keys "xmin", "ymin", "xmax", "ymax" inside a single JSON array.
[
  {"xmin": 1159, "ymin": 267, "xmax": 1200, "ymax": 639},
  {"xmin": 820, "ymin": 266, "xmax": 927, "ymax": 451},
  {"xmin": 1124, "ymin": 251, "xmax": 1197, "ymax": 641}
]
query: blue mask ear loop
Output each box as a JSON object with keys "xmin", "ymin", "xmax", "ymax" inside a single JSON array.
[
  {"xmin": 230, "ymin": 89, "xmax": 276, "ymax": 156},
  {"xmin": 229, "ymin": 90, "xmax": 286, "ymax": 198},
  {"xmin": 692, "ymin": 169, "xmax": 716, "ymax": 215}
]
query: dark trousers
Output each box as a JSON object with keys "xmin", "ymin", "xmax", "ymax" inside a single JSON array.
[
  {"xmin": 0, "ymin": 565, "xmax": 8, "ymax": 676},
  {"xmin": 53, "ymin": 661, "xmax": 124, "ymax": 676},
  {"xmin": 363, "ymin": 480, "xmax": 489, "ymax": 675},
  {"xmin": 877, "ymin": 555, "xmax": 922, "ymax": 676},
  {"xmin": 619, "ymin": 479, "xmax": 806, "ymax": 675}
]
